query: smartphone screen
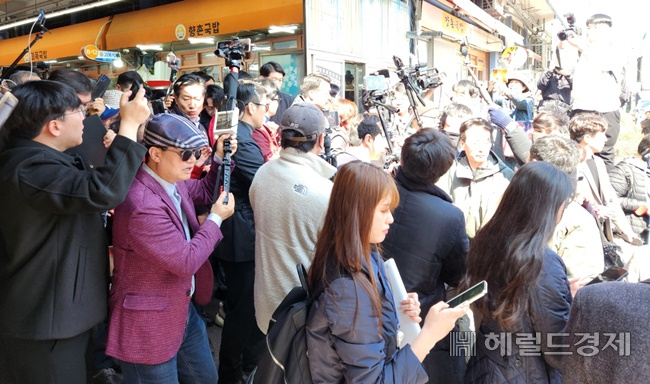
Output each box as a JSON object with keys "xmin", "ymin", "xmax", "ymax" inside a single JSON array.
[
  {"xmin": 446, "ymin": 280, "xmax": 488, "ymax": 308},
  {"xmin": 586, "ymin": 267, "xmax": 628, "ymax": 286},
  {"xmin": 324, "ymin": 110, "xmax": 340, "ymax": 128}
]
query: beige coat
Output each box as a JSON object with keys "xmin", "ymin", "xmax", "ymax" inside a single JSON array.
[
  {"xmin": 551, "ymin": 201, "xmax": 605, "ymax": 278},
  {"xmin": 575, "ymin": 155, "xmax": 638, "ymax": 244},
  {"xmin": 437, "ymin": 151, "xmax": 514, "ymax": 238}
]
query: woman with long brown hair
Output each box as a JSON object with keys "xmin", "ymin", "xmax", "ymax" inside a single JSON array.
[
  {"xmin": 306, "ymin": 161, "xmax": 467, "ymax": 383},
  {"xmin": 460, "ymin": 161, "xmax": 574, "ymax": 383}
]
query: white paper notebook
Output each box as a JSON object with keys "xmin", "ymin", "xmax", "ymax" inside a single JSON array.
[{"xmin": 383, "ymin": 258, "xmax": 421, "ymax": 348}]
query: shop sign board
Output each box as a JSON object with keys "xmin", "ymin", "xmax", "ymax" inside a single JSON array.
[
  {"xmin": 442, "ymin": 12, "xmax": 466, "ymax": 36},
  {"xmin": 23, "ymin": 50, "xmax": 48, "ymax": 62},
  {"xmin": 81, "ymin": 45, "xmax": 120, "ymax": 63}
]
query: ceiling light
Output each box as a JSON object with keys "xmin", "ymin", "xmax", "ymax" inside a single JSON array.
[
  {"xmin": 136, "ymin": 44, "xmax": 163, "ymax": 51},
  {"xmin": 78, "ymin": 56, "xmax": 84, "ymax": 60},
  {"xmin": 113, "ymin": 54, "xmax": 124, "ymax": 68},
  {"xmin": 0, "ymin": 0, "xmax": 124, "ymax": 32},
  {"xmin": 189, "ymin": 37, "xmax": 215, "ymax": 44},
  {"xmin": 44, "ymin": 60, "xmax": 57, "ymax": 63},
  {"xmin": 269, "ymin": 25, "xmax": 298, "ymax": 34}
]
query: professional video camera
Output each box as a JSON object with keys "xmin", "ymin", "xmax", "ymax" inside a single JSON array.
[
  {"xmin": 393, "ymin": 56, "xmax": 444, "ymax": 91},
  {"xmin": 557, "ymin": 13, "xmax": 578, "ymax": 41},
  {"xmin": 215, "ymin": 38, "xmax": 252, "ymax": 69}
]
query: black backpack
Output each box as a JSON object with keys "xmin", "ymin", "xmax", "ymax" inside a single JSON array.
[{"xmin": 247, "ymin": 264, "xmax": 318, "ymax": 384}]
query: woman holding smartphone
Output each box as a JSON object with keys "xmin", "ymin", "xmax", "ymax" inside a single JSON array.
[
  {"xmin": 306, "ymin": 161, "xmax": 468, "ymax": 383},
  {"xmin": 459, "ymin": 161, "xmax": 574, "ymax": 383}
]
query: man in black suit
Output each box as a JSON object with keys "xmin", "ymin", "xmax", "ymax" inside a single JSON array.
[{"xmin": 259, "ymin": 61, "xmax": 295, "ymax": 124}]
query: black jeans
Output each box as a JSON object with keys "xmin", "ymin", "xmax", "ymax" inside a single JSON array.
[
  {"xmin": 0, "ymin": 330, "xmax": 90, "ymax": 384},
  {"xmin": 218, "ymin": 260, "xmax": 265, "ymax": 384}
]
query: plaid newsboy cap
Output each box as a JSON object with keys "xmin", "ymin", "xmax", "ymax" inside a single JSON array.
[{"xmin": 143, "ymin": 113, "xmax": 209, "ymax": 149}]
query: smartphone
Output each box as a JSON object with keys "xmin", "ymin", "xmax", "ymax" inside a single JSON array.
[
  {"xmin": 0, "ymin": 91, "xmax": 18, "ymax": 130},
  {"xmin": 446, "ymin": 280, "xmax": 488, "ymax": 308},
  {"xmin": 364, "ymin": 75, "xmax": 388, "ymax": 91},
  {"xmin": 212, "ymin": 108, "xmax": 238, "ymax": 137},
  {"xmin": 324, "ymin": 110, "xmax": 340, "ymax": 128},
  {"xmin": 91, "ymin": 74, "xmax": 110, "ymax": 100},
  {"xmin": 586, "ymin": 266, "xmax": 628, "ymax": 286},
  {"xmin": 128, "ymin": 80, "xmax": 140, "ymax": 101}
]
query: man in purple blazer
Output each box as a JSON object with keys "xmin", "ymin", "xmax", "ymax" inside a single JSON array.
[{"xmin": 107, "ymin": 113, "xmax": 236, "ymax": 383}]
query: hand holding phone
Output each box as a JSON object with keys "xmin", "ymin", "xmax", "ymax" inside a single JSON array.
[
  {"xmin": 92, "ymin": 74, "xmax": 110, "ymax": 100},
  {"xmin": 446, "ymin": 281, "xmax": 488, "ymax": 308},
  {"xmin": 585, "ymin": 267, "xmax": 628, "ymax": 286},
  {"xmin": 128, "ymin": 80, "xmax": 141, "ymax": 102}
]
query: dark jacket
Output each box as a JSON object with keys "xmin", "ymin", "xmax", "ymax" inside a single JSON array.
[
  {"xmin": 383, "ymin": 168, "xmax": 468, "ymax": 318},
  {"xmin": 307, "ymin": 251, "xmax": 428, "ymax": 384},
  {"xmin": 216, "ymin": 120, "xmax": 265, "ymax": 263},
  {"xmin": 0, "ymin": 136, "xmax": 146, "ymax": 340},
  {"xmin": 382, "ymin": 169, "xmax": 469, "ymax": 384},
  {"xmin": 465, "ymin": 249, "xmax": 572, "ymax": 384},
  {"xmin": 561, "ymin": 281, "xmax": 650, "ymax": 383},
  {"xmin": 269, "ymin": 91, "xmax": 295, "ymax": 125},
  {"xmin": 537, "ymin": 70, "xmax": 572, "ymax": 106},
  {"xmin": 609, "ymin": 157, "xmax": 649, "ymax": 237}
]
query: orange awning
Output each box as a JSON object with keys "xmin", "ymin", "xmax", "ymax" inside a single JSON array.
[
  {"xmin": 106, "ymin": 0, "xmax": 303, "ymax": 48},
  {"xmin": 0, "ymin": 17, "xmax": 113, "ymax": 66}
]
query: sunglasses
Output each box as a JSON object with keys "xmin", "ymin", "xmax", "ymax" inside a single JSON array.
[{"xmin": 162, "ymin": 147, "xmax": 202, "ymax": 161}]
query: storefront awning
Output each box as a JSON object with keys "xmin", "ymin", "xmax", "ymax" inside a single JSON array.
[
  {"xmin": 452, "ymin": 0, "xmax": 524, "ymax": 45},
  {"xmin": 106, "ymin": 0, "xmax": 303, "ymax": 49},
  {"xmin": 0, "ymin": 17, "xmax": 113, "ymax": 66}
]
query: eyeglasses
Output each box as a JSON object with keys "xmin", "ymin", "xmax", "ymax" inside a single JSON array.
[
  {"xmin": 162, "ymin": 147, "xmax": 202, "ymax": 161},
  {"xmin": 64, "ymin": 105, "xmax": 87, "ymax": 117},
  {"xmin": 252, "ymin": 102, "xmax": 270, "ymax": 112}
]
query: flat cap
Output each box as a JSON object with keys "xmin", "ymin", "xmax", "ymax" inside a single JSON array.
[{"xmin": 143, "ymin": 113, "xmax": 209, "ymax": 149}]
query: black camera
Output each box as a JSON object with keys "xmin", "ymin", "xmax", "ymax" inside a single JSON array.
[
  {"xmin": 414, "ymin": 67, "xmax": 444, "ymax": 90},
  {"xmin": 393, "ymin": 56, "xmax": 443, "ymax": 91},
  {"xmin": 557, "ymin": 13, "xmax": 578, "ymax": 41},
  {"xmin": 215, "ymin": 38, "xmax": 252, "ymax": 68}
]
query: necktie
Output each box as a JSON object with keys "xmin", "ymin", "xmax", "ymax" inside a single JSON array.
[{"xmin": 172, "ymin": 188, "xmax": 191, "ymax": 242}]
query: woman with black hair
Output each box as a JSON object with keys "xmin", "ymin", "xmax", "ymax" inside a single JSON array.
[{"xmin": 460, "ymin": 161, "xmax": 574, "ymax": 383}]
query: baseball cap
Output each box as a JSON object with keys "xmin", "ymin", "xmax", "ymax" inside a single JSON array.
[
  {"xmin": 143, "ymin": 113, "xmax": 209, "ymax": 149},
  {"xmin": 280, "ymin": 102, "xmax": 328, "ymax": 142}
]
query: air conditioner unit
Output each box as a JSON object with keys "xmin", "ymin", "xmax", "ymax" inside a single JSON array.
[{"xmin": 472, "ymin": 0, "xmax": 505, "ymax": 18}]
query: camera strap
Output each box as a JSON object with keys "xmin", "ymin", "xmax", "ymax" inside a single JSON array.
[{"xmin": 556, "ymin": 47, "xmax": 562, "ymax": 69}]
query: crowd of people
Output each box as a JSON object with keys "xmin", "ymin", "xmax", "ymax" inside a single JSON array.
[{"xmin": 0, "ymin": 11, "xmax": 649, "ymax": 384}]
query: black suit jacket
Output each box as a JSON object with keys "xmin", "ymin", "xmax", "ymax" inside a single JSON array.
[
  {"xmin": 215, "ymin": 120, "xmax": 265, "ymax": 263},
  {"xmin": 269, "ymin": 92, "xmax": 295, "ymax": 125},
  {"xmin": 0, "ymin": 136, "xmax": 146, "ymax": 340}
]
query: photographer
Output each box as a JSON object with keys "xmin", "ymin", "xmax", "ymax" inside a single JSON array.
[
  {"xmin": 570, "ymin": 13, "xmax": 625, "ymax": 170},
  {"xmin": 537, "ymin": 67, "xmax": 572, "ymax": 114}
]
